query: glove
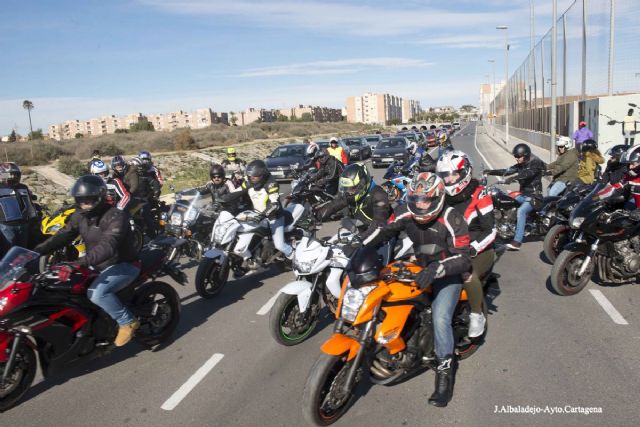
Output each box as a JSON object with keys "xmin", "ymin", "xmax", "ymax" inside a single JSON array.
[
  {"xmin": 504, "ymin": 176, "xmax": 516, "ymax": 185},
  {"xmin": 469, "ymin": 246, "xmax": 478, "ymax": 258},
  {"xmin": 415, "ymin": 262, "xmax": 445, "ymax": 289}
]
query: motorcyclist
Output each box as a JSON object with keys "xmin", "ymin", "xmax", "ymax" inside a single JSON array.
[
  {"xmin": 196, "ymin": 163, "xmax": 239, "ymax": 210},
  {"xmin": 601, "ymin": 144, "xmax": 628, "ymax": 185},
  {"xmin": 362, "ymin": 172, "xmax": 471, "ymax": 407},
  {"xmin": 138, "ymin": 151, "xmax": 163, "ymax": 200},
  {"xmin": 129, "ymin": 157, "xmax": 157, "ymax": 237},
  {"xmin": 546, "ymin": 138, "xmax": 579, "ymax": 196},
  {"xmin": 598, "ymin": 145, "xmax": 640, "ymax": 207},
  {"xmin": 220, "ymin": 160, "xmax": 293, "ymax": 259},
  {"xmin": 437, "ymin": 150, "xmax": 495, "ymax": 338},
  {"xmin": 111, "ymin": 155, "xmax": 139, "ymax": 195},
  {"xmin": 484, "ymin": 143, "xmax": 546, "ymax": 250},
  {"xmin": 437, "ymin": 131, "xmax": 454, "ymax": 158},
  {"xmin": 309, "ymin": 149, "xmax": 343, "ymax": 195},
  {"xmin": 221, "ymin": 147, "xmax": 246, "ymax": 186},
  {"xmin": 576, "ymin": 139, "xmax": 604, "ymax": 185},
  {"xmin": 89, "ymin": 160, "xmax": 131, "ymax": 211},
  {"xmin": 0, "ymin": 162, "xmax": 39, "ymax": 256},
  {"xmin": 405, "ymin": 140, "xmax": 436, "ymax": 174},
  {"xmin": 327, "ymin": 137, "xmax": 348, "ymax": 165},
  {"xmin": 34, "ymin": 175, "xmax": 140, "ymax": 347}
]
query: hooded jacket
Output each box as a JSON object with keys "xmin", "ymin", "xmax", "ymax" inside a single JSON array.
[{"xmin": 547, "ymin": 148, "xmax": 579, "ymax": 182}]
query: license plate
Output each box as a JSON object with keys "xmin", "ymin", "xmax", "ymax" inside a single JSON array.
[
  {"xmin": 382, "ymin": 158, "xmax": 393, "ymax": 162},
  {"xmin": 271, "ymin": 170, "xmax": 284, "ymax": 176}
]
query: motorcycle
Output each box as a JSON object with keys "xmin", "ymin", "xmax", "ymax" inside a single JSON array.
[
  {"xmin": 381, "ymin": 161, "xmax": 412, "ymax": 203},
  {"xmin": 284, "ymin": 167, "xmax": 337, "ymax": 224},
  {"xmin": 269, "ymin": 223, "xmax": 414, "ymax": 346},
  {"xmin": 302, "ymin": 257, "xmax": 486, "ymax": 426},
  {"xmin": 194, "ymin": 205, "xmax": 306, "ymax": 299},
  {"xmin": 0, "ymin": 238, "xmax": 187, "ymax": 411},
  {"xmin": 550, "ymin": 183, "xmax": 640, "ymax": 296},
  {"xmin": 40, "ymin": 205, "xmax": 86, "ymax": 264}
]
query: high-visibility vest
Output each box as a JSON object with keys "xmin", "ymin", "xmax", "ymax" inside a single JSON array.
[{"xmin": 328, "ymin": 146, "xmax": 347, "ymax": 165}]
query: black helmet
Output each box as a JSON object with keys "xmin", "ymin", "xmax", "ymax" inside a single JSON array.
[
  {"xmin": 209, "ymin": 163, "xmax": 226, "ymax": 179},
  {"xmin": 315, "ymin": 148, "xmax": 330, "ymax": 165},
  {"xmin": 71, "ymin": 175, "xmax": 107, "ymax": 212},
  {"xmin": 245, "ymin": 159, "xmax": 269, "ymax": 189},
  {"xmin": 0, "ymin": 162, "xmax": 22, "ymax": 186},
  {"xmin": 621, "ymin": 145, "xmax": 640, "ymax": 164},
  {"xmin": 347, "ymin": 246, "xmax": 383, "ymax": 288},
  {"xmin": 339, "ymin": 164, "xmax": 371, "ymax": 203},
  {"xmin": 111, "ymin": 155, "xmax": 127, "ymax": 172},
  {"xmin": 512, "ymin": 143, "xmax": 531, "ymax": 160},
  {"xmin": 605, "ymin": 144, "xmax": 628, "ymax": 162},
  {"xmin": 580, "ymin": 139, "xmax": 598, "ymax": 153}
]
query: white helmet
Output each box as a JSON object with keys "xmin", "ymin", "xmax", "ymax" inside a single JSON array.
[
  {"xmin": 407, "ymin": 141, "xmax": 418, "ymax": 155},
  {"xmin": 306, "ymin": 142, "xmax": 319, "ymax": 158},
  {"xmin": 436, "ymin": 150, "xmax": 473, "ymax": 196},
  {"xmin": 555, "ymin": 136, "xmax": 571, "ymax": 149},
  {"xmin": 89, "ymin": 159, "xmax": 109, "ymax": 180}
]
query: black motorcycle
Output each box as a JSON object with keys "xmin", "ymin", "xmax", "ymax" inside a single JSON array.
[
  {"xmin": 284, "ymin": 168, "xmax": 336, "ymax": 224},
  {"xmin": 550, "ymin": 183, "xmax": 640, "ymax": 296}
]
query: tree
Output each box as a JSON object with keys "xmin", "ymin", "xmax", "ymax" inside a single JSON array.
[
  {"xmin": 114, "ymin": 128, "xmax": 128, "ymax": 134},
  {"xmin": 230, "ymin": 112, "xmax": 238, "ymax": 126},
  {"xmin": 74, "ymin": 132, "xmax": 83, "ymax": 139},
  {"xmin": 388, "ymin": 118, "xmax": 402, "ymax": 126},
  {"xmin": 174, "ymin": 130, "xmax": 197, "ymax": 150},
  {"xmin": 22, "ymin": 100, "xmax": 34, "ymax": 139},
  {"xmin": 277, "ymin": 115, "xmax": 289, "ymax": 122},
  {"xmin": 29, "ymin": 128, "xmax": 43, "ymax": 140},
  {"xmin": 460, "ymin": 105, "xmax": 476, "ymax": 113},
  {"xmin": 130, "ymin": 118, "xmax": 154, "ymax": 132},
  {"xmin": 8, "ymin": 130, "xmax": 17, "ymax": 142},
  {"xmin": 300, "ymin": 112, "xmax": 313, "ymax": 122}
]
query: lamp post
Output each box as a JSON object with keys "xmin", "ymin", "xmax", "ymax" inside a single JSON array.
[
  {"xmin": 497, "ymin": 26, "xmax": 509, "ymax": 145},
  {"xmin": 488, "ymin": 59, "xmax": 496, "ymax": 134}
]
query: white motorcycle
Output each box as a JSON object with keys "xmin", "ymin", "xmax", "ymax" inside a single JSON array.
[
  {"xmin": 195, "ymin": 204, "xmax": 306, "ymax": 299},
  {"xmin": 269, "ymin": 223, "xmax": 413, "ymax": 346}
]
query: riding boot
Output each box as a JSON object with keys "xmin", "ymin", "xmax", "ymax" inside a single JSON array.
[{"xmin": 428, "ymin": 355, "xmax": 456, "ymax": 407}]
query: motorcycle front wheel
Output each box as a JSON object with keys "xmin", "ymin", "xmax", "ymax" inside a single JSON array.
[
  {"xmin": 543, "ymin": 223, "xmax": 570, "ymax": 264},
  {"xmin": 269, "ymin": 292, "xmax": 319, "ymax": 346},
  {"xmin": 302, "ymin": 353, "xmax": 359, "ymax": 426},
  {"xmin": 195, "ymin": 256, "xmax": 229, "ymax": 299},
  {"xmin": 133, "ymin": 281, "xmax": 181, "ymax": 347},
  {"xmin": 0, "ymin": 343, "xmax": 36, "ymax": 412},
  {"xmin": 550, "ymin": 250, "xmax": 593, "ymax": 296}
]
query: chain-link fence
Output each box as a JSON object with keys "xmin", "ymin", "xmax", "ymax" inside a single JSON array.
[{"xmin": 491, "ymin": 0, "xmax": 639, "ymax": 137}]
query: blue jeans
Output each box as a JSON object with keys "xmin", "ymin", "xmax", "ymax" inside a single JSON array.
[
  {"xmin": 432, "ymin": 277, "xmax": 463, "ymax": 358},
  {"xmin": 87, "ymin": 263, "xmax": 140, "ymax": 325},
  {"xmin": 0, "ymin": 223, "xmax": 29, "ymax": 257},
  {"xmin": 270, "ymin": 216, "xmax": 293, "ymax": 257},
  {"xmin": 514, "ymin": 195, "xmax": 534, "ymax": 243},
  {"xmin": 548, "ymin": 181, "xmax": 567, "ymax": 197}
]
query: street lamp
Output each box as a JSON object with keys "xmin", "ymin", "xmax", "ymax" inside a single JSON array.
[
  {"xmin": 497, "ymin": 26, "xmax": 509, "ymax": 145},
  {"xmin": 488, "ymin": 59, "xmax": 496, "ymax": 133}
]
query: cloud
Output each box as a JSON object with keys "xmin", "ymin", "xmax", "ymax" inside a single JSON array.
[{"xmin": 236, "ymin": 57, "xmax": 433, "ymax": 77}]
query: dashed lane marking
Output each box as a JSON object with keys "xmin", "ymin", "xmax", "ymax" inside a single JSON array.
[
  {"xmin": 257, "ymin": 292, "xmax": 281, "ymax": 315},
  {"xmin": 589, "ymin": 290, "xmax": 629, "ymax": 325},
  {"xmin": 161, "ymin": 353, "xmax": 225, "ymax": 411}
]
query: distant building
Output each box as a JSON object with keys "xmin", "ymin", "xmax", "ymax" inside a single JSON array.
[
  {"xmin": 346, "ymin": 92, "xmax": 404, "ymax": 125},
  {"xmin": 402, "ymin": 99, "xmax": 422, "ymax": 123}
]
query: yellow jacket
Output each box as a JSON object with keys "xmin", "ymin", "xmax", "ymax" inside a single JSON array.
[{"xmin": 577, "ymin": 150, "xmax": 604, "ymax": 184}]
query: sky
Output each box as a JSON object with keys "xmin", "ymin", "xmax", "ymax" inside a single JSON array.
[{"xmin": 0, "ymin": 0, "xmax": 577, "ymax": 134}]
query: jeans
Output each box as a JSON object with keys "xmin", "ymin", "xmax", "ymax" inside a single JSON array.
[
  {"xmin": 514, "ymin": 195, "xmax": 533, "ymax": 243},
  {"xmin": 0, "ymin": 222, "xmax": 29, "ymax": 257},
  {"xmin": 548, "ymin": 181, "xmax": 567, "ymax": 197},
  {"xmin": 87, "ymin": 263, "xmax": 140, "ymax": 326},
  {"xmin": 432, "ymin": 276, "xmax": 463, "ymax": 358},
  {"xmin": 270, "ymin": 216, "xmax": 293, "ymax": 257}
]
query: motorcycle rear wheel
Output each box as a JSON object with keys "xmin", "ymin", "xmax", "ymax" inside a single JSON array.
[
  {"xmin": 133, "ymin": 281, "xmax": 181, "ymax": 347},
  {"xmin": 195, "ymin": 257, "xmax": 229, "ymax": 299},
  {"xmin": 302, "ymin": 353, "xmax": 358, "ymax": 426},
  {"xmin": 269, "ymin": 292, "xmax": 319, "ymax": 346},
  {"xmin": 551, "ymin": 250, "xmax": 593, "ymax": 296},
  {"xmin": 543, "ymin": 223, "xmax": 570, "ymax": 264},
  {"xmin": 0, "ymin": 343, "xmax": 36, "ymax": 412}
]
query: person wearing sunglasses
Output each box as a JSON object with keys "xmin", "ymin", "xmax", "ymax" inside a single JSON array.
[
  {"xmin": 484, "ymin": 143, "xmax": 546, "ymax": 250},
  {"xmin": 196, "ymin": 163, "xmax": 240, "ymax": 210}
]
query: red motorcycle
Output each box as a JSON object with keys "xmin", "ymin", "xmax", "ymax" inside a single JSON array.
[{"xmin": 0, "ymin": 239, "xmax": 186, "ymax": 412}]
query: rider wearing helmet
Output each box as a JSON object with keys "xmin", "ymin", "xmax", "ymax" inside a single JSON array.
[
  {"xmin": 437, "ymin": 130, "xmax": 453, "ymax": 158},
  {"xmin": 485, "ymin": 143, "xmax": 546, "ymax": 250},
  {"xmin": 0, "ymin": 162, "xmax": 39, "ymax": 256},
  {"xmin": 196, "ymin": 163, "xmax": 239, "ymax": 207},
  {"xmin": 405, "ymin": 140, "xmax": 436, "ymax": 174},
  {"xmin": 602, "ymin": 144, "xmax": 628, "ymax": 185},
  {"xmin": 316, "ymin": 164, "xmax": 391, "ymax": 241},
  {"xmin": 90, "ymin": 160, "xmax": 131, "ymax": 211},
  {"xmin": 129, "ymin": 157, "xmax": 157, "ymax": 237},
  {"xmin": 546, "ymin": 138, "xmax": 579, "ymax": 196},
  {"xmin": 111, "ymin": 155, "xmax": 139, "ymax": 195},
  {"xmin": 221, "ymin": 147, "xmax": 247, "ymax": 186},
  {"xmin": 363, "ymin": 172, "xmax": 471, "ymax": 407},
  {"xmin": 138, "ymin": 151, "xmax": 163, "ymax": 200},
  {"xmin": 437, "ymin": 150, "xmax": 495, "ymax": 338},
  {"xmin": 310, "ymin": 149, "xmax": 343, "ymax": 195},
  {"xmin": 576, "ymin": 139, "xmax": 604, "ymax": 185},
  {"xmin": 34, "ymin": 175, "xmax": 140, "ymax": 346},
  {"xmin": 86, "ymin": 149, "xmax": 102, "ymax": 172},
  {"xmin": 221, "ymin": 160, "xmax": 293, "ymax": 259},
  {"xmin": 598, "ymin": 145, "xmax": 640, "ymax": 207}
]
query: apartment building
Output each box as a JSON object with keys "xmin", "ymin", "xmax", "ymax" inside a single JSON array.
[
  {"xmin": 479, "ymin": 81, "xmax": 506, "ymax": 118},
  {"xmin": 346, "ymin": 92, "xmax": 404, "ymax": 125},
  {"xmin": 278, "ymin": 105, "xmax": 343, "ymax": 122},
  {"xmin": 402, "ymin": 99, "xmax": 422, "ymax": 123}
]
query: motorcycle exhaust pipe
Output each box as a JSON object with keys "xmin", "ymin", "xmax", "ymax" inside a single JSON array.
[{"xmin": 370, "ymin": 359, "xmax": 393, "ymax": 379}]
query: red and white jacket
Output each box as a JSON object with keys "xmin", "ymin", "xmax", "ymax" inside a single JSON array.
[
  {"xmin": 597, "ymin": 172, "xmax": 640, "ymax": 207},
  {"xmin": 448, "ymin": 181, "xmax": 497, "ymax": 254},
  {"xmin": 106, "ymin": 177, "xmax": 131, "ymax": 211}
]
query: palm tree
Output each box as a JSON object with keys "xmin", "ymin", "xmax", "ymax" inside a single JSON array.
[{"xmin": 22, "ymin": 100, "xmax": 34, "ymax": 139}]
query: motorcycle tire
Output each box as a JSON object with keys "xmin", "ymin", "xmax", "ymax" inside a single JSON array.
[
  {"xmin": 133, "ymin": 281, "xmax": 181, "ymax": 347},
  {"xmin": 195, "ymin": 257, "xmax": 229, "ymax": 299},
  {"xmin": 550, "ymin": 250, "xmax": 593, "ymax": 296},
  {"xmin": 269, "ymin": 292, "xmax": 319, "ymax": 346},
  {"xmin": 0, "ymin": 343, "xmax": 37, "ymax": 412},
  {"xmin": 302, "ymin": 353, "xmax": 359, "ymax": 426},
  {"xmin": 542, "ymin": 223, "xmax": 570, "ymax": 264}
]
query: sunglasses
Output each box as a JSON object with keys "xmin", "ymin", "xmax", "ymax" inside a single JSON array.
[
  {"xmin": 211, "ymin": 175, "xmax": 224, "ymax": 179},
  {"xmin": 76, "ymin": 197, "xmax": 96, "ymax": 205},
  {"xmin": 514, "ymin": 154, "xmax": 524, "ymax": 159}
]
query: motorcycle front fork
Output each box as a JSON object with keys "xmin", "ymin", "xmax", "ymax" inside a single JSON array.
[
  {"xmin": 578, "ymin": 239, "xmax": 599, "ymax": 277},
  {"xmin": 1, "ymin": 329, "xmax": 28, "ymax": 386}
]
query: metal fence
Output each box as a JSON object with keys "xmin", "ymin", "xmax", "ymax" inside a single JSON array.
[{"xmin": 491, "ymin": 0, "xmax": 640, "ymax": 137}]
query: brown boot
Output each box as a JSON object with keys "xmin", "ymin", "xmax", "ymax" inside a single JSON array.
[{"xmin": 114, "ymin": 320, "xmax": 140, "ymax": 347}]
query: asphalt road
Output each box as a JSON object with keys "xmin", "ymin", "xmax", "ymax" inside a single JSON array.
[{"xmin": 3, "ymin": 122, "xmax": 638, "ymax": 427}]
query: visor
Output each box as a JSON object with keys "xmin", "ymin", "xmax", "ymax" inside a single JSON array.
[{"xmin": 407, "ymin": 194, "xmax": 440, "ymax": 214}]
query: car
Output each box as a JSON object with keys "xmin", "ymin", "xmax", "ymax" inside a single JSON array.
[
  {"xmin": 441, "ymin": 124, "xmax": 454, "ymax": 135},
  {"xmin": 371, "ymin": 137, "xmax": 409, "ymax": 168},
  {"xmin": 342, "ymin": 137, "xmax": 371, "ymax": 161},
  {"xmin": 264, "ymin": 143, "xmax": 308, "ymax": 180},
  {"xmin": 315, "ymin": 139, "xmax": 351, "ymax": 162},
  {"xmin": 424, "ymin": 130, "xmax": 437, "ymax": 147},
  {"xmin": 452, "ymin": 122, "xmax": 461, "ymax": 131},
  {"xmin": 363, "ymin": 134, "xmax": 383, "ymax": 154},
  {"xmin": 396, "ymin": 131, "xmax": 421, "ymax": 144}
]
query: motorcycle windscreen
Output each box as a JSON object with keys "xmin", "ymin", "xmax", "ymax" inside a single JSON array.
[{"xmin": 0, "ymin": 196, "xmax": 24, "ymax": 222}]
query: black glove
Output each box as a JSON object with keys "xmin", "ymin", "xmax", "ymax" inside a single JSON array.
[
  {"xmin": 415, "ymin": 262, "xmax": 445, "ymax": 289},
  {"xmin": 469, "ymin": 247, "xmax": 478, "ymax": 258},
  {"xmin": 504, "ymin": 176, "xmax": 517, "ymax": 185}
]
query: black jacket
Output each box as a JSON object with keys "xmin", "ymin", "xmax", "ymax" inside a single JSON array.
[
  {"xmin": 601, "ymin": 161, "xmax": 627, "ymax": 186},
  {"xmin": 487, "ymin": 156, "xmax": 546, "ymax": 196},
  {"xmin": 34, "ymin": 203, "xmax": 138, "ymax": 271},
  {"xmin": 363, "ymin": 204, "xmax": 471, "ymax": 278},
  {"xmin": 314, "ymin": 156, "xmax": 343, "ymax": 185}
]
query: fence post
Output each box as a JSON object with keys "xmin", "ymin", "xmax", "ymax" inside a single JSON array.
[
  {"xmin": 581, "ymin": 0, "xmax": 588, "ymax": 101},
  {"xmin": 608, "ymin": 0, "xmax": 615, "ymax": 96}
]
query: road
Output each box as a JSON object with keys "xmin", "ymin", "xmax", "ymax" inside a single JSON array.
[{"xmin": 3, "ymin": 122, "xmax": 638, "ymax": 427}]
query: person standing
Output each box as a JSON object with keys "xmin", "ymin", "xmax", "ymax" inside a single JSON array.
[
  {"xmin": 623, "ymin": 109, "xmax": 637, "ymax": 146},
  {"xmin": 327, "ymin": 137, "xmax": 348, "ymax": 165},
  {"xmin": 572, "ymin": 121, "xmax": 593, "ymax": 151}
]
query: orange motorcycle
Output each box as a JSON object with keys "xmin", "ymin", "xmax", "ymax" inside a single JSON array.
[{"xmin": 302, "ymin": 253, "xmax": 486, "ymax": 426}]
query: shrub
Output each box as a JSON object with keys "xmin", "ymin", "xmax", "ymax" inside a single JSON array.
[
  {"xmin": 58, "ymin": 156, "xmax": 88, "ymax": 177},
  {"xmin": 174, "ymin": 130, "xmax": 197, "ymax": 151}
]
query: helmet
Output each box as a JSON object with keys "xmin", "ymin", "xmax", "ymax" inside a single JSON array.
[
  {"xmin": 605, "ymin": 144, "xmax": 628, "ymax": 162},
  {"xmin": 437, "ymin": 131, "xmax": 449, "ymax": 145},
  {"xmin": 512, "ymin": 143, "xmax": 531, "ymax": 160},
  {"xmin": 71, "ymin": 175, "xmax": 107, "ymax": 212},
  {"xmin": 89, "ymin": 159, "xmax": 109, "ymax": 180},
  {"xmin": 227, "ymin": 147, "xmax": 237, "ymax": 161},
  {"xmin": 436, "ymin": 150, "xmax": 472, "ymax": 196},
  {"xmin": 130, "ymin": 157, "xmax": 146, "ymax": 173},
  {"xmin": 580, "ymin": 139, "xmax": 598, "ymax": 153},
  {"xmin": 407, "ymin": 141, "xmax": 418, "ymax": 155},
  {"xmin": 315, "ymin": 148, "xmax": 331, "ymax": 165},
  {"xmin": 245, "ymin": 159, "xmax": 269, "ymax": 189},
  {"xmin": 329, "ymin": 137, "xmax": 339, "ymax": 145},
  {"xmin": 111, "ymin": 155, "xmax": 127, "ymax": 171},
  {"xmin": 407, "ymin": 172, "xmax": 446, "ymax": 224},
  {"xmin": 209, "ymin": 163, "xmax": 226, "ymax": 179},
  {"xmin": 420, "ymin": 125, "xmax": 427, "ymax": 131},
  {"xmin": 621, "ymin": 145, "xmax": 640, "ymax": 164},
  {"xmin": 339, "ymin": 164, "xmax": 371, "ymax": 203},
  {"xmin": 555, "ymin": 137, "xmax": 571, "ymax": 149},
  {"xmin": 347, "ymin": 246, "xmax": 383, "ymax": 287},
  {"xmin": 579, "ymin": 121, "xmax": 587, "ymax": 128},
  {"xmin": 306, "ymin": 142, "xmax": 319, "ymax": 158},
  {"xmin": 138, "ymin": 151, "xmax": 152, "ymax": 166},
  {"xmin": 0, "ymin": 162, "xmax": 21, "ymax": 186}
]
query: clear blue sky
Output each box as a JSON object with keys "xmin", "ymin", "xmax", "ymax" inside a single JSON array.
[{"xmin": 0, "ymin": 0, "xmax": 575, "ymax": 134}]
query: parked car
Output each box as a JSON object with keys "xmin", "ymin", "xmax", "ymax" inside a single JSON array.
[
  {"xmin": 371, "ymin": 137, "xmax": 409, "ymax": 168},
  {"xmin": 265, "ymin": 143, "xmax": 308, "ymax": 180},
  {"xmin": 441, "ymin": 124, "xmax": 454, "ymax": 135},
  {"xmin": 363, "ymin": 134, "xmax": 383, "ymax": 154},
  {"xmin": 453, "ymin": 122, "xmax": 461, "ymax": 131},
  {"xmin": 396, "ymin": 131, "xmax": 421, "ymax": 144},
  {"xmin": 342, "ymin": 137, "xmax": 372, "ymax": 161},
  {"xmin": 425, "ymin": 130, "xmax": 437, "ymax": 147}
]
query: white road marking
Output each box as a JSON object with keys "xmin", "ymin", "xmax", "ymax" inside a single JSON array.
[
  {"xmin": 161, "ymin": 353, "xmax": 225, "ymax": 411},
  {"xmin": 257, "ymin": 292, "xmax": 281, "ymax": 315},
  {"xmin": 589, "ymin": 290, "xmax": 629, "ymax": 325},
  {"xmin": 473, "ymin": 123, "xmax": 494, "ymax": 169}
]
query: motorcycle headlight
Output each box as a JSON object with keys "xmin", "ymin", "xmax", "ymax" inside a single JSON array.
[
  {"xmin": 340, "ymin": 285, "xmax": 376, "ymax": 322},
  {"xmin": 160, "ymin": 212, "xmax": 169, "ymax": 221},
  {"xmin": 351, "ymin": 149, "xmax": 359, "ymax": 153},
  {"xmin": 213, "ymin": 221, "xmax": 233, "ymax": 244},
  {"xmin": 293, "ymin": 258, "xmax": 315, "ymax": 274},
  {"xmin": 46, "ymin": 224, "xmax": 62, "ymax": 233},
  {"xmin": 571, "ymin": 217, "xmax": 585, "ymax": 229},
  {"xmin": 170, "ymin": 211, "xmax": 183, "ymax": 226},
  {"xmin": 184, "ymin": 209, "xmax": 198, "ymax": 224}
]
